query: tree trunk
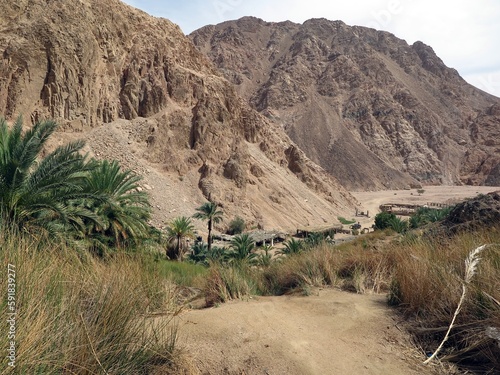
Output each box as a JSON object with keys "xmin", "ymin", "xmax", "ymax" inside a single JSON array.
[
  {"xmin": 177, "ymin": 235, "xmax": 182, "ymax": 261},
  {"xmin": 207, "ymin": 219, "xmax": 212, "ymax": 253}
]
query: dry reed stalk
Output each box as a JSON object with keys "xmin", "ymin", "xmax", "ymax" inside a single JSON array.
[{"xmin": 423, "ymin": 244, "xmax": 487, "ymax": 364}]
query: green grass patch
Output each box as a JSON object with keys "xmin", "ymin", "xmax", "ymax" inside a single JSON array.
[
  {"xmin": 338, "ymin": 216, "xmax": 356, "ymax": 225},
  {"xmin": 152, "ymin": 258, "xmax": 209, "ymax": 287}
]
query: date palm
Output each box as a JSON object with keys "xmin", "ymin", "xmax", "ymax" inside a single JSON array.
[
  {"xmin": 166, "ymin": 216, "xmax": 195, "ymax": 260},
  {"xmin": 276, "ymin": 238, "xmax": 304, "ymax": 256},
  {"xmin": 193, "ymin": 201, "xmax": 223, "ymax": 253},
  {"xmin": 0, "ymin": 117, "xmax": 97, "ymax": 236},
  {"xmin": 83, "ymin": 159, "xmax": 150, "ymax": 248},
  {"xmin": 228, "ymin": 233, "xmax": 257, "ymax": 264}
]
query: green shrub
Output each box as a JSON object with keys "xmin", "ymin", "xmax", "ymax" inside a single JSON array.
[
  {"xmin": 374, "ymin": 212, "xmax": 397, "ymax": 230},
  {"xmin": 227, "ymin": 216, "xmax": 245, "ymax": 235},
  {"xmin": 276, "ymin": 238, "xmax": 304, "ymax": 256},
  {"xmin": 410, "ymin": 206, "xmax": 454, "ymax": 228}
]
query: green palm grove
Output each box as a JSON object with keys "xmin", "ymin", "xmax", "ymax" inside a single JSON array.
[{"xmin": 0, "ymin": 117, "xmax": 150, "ymax": 252}]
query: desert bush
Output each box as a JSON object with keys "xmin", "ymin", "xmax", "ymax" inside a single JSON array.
[
  {"xmin": 227, "ymin": 233, "xmax": 257, "ymax": 264},
  {"xmin": 227, "ymin": 216, "xmax": 245, "ymax": 235},
  {"xmin": 388, "ymin": 216, "xmax": 408, "ymax": 233},
  {"xmin": 262, "ymin": 241, "xmax": 393, "ymax": 295},
  {"xmin": 276, "ymin": 237, "xmax": 304, "ymax": 256},
  {"xmin": 188, "ymin": 243, "xmax": 228, "ymax": 266},
  {"xmin": 256, "ymin": 245, "xmax": 273, "ymax": 268},
  {"xmin": 410, "ymin": 206, "xmax": 454, "ymax": 228},
  {"xmin": 305, "ymin": 232, "xmax": 325, "ymax": 247},
  {"xmin": 204, "ymin": 263, "xmax": 258, "ymax": 306}
]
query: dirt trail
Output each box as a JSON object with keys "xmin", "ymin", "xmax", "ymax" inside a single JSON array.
[{"xmin": 177, "ymin": 289, "xmax": 435, "ymax": 375}]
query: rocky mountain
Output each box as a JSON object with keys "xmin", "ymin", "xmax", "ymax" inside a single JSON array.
[
  {"xmin": 190, "ymin": 17, "xmax": 500, "ymax": 189},
  {"xmin": 0, "ymin": 0, "xmax": 358, "ymax": 232}
]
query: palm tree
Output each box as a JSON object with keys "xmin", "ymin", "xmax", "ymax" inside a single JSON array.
[
  {"xmin": 188, "ymin": 241, "xmax": 209, "ymax": 265},
  {"xmin": 193, "ymin": 201, "xmax": 223, "ymax": 253},
  {"xmin": 227, "ymin": 233, "xmax": 256, "ymax": 264},
  {"xmin": 83, "ymin": 159, "xmax": 150, "ymax": 248},
  {"xmin": 166, "ymin": 216, "xmax": 195, "ymax": 260},
  {"xmin": 0, "ymin": 117, "xmax": 98, "ymax": 236},
  {"xmin": 256, "ymin": 245, "xmax": 273, "ymax": 267},
  {"xmin": 276, "ymin": 238, "xmax": 304, "ymax": 256}
]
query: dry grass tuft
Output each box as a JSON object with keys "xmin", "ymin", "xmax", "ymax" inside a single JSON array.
[{"xmin": 0, "ymin": 233, "xmax": 187, "ymax": 374}]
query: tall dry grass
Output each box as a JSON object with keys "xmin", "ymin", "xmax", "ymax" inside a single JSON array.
[
  {"xmin": 0, "ymin": 233, "xmax": 186, "ymax": 374},
  {"xmin": 389, "ymin": 229, "xmax": 500, "ymax": 370},
  {"xmin": 262, "ymin": 240, "xmax": 395, "ymax": 295},
  {"xmin": 203, "ymin": 262, "xmax": 259, "ymax": 306}
]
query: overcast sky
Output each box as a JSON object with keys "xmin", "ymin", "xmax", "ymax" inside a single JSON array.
[{"xmin": 121, "ymin": 0, "xmax": 500, "ymax": 98}]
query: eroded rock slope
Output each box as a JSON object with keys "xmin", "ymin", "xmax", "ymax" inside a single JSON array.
[{"xmin": 0, "ymin": 1, "xmax": 357, "ymax": 231}]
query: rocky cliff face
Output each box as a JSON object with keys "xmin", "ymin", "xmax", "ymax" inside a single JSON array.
[
  {"xmin": 191, "ymin": 17, "xmax": 500, "ymax": 189},
  {"xmin": 0, "ymin": 1, "xmax": 357, "ymax": 231}
]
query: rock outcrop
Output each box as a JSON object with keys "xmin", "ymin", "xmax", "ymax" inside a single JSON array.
[
  {"xmin": 191, "ymin": 17, "xmax": 500, "ymax": 189},
  {"xmin": 0, "ymin": 1, "xmax": 357, "ymax": 231},
  {"xmin": 442, "ymin": 191, "xmax": 500, "ymax": 233}
]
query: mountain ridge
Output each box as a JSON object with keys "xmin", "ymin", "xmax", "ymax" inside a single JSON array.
[{"xmin": 190, "ymin": 16, "xmax": 500, "ymax": 189}]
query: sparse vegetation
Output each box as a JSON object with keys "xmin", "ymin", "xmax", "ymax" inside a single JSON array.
[
  {"xmin": 2, "ymin": 116, "xmax": 497, "ymax": 372},
  {"xmin": 338, "ymin": 216, "xmax": 356, "ymax": 225},
  {"xmin": 227, "ymin": 216, "xmax": 245, "ymax": 235},
  {"xmin": 193, "ymin": 222, "xmax": 500, "ymax": 372}
]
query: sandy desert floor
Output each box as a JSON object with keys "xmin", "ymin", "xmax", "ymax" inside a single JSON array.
[{"xmin": 177, "ymin": 289, "xmax": 447, "ymax": 375}]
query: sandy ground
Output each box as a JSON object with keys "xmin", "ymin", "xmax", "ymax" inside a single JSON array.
[
  {"xmin": 350, "ymin": 185, "xmax": 500, "ymax": 231},
  {"xmin": 177, "ymin": 289, "xmax": 439, "ymax": 375}
]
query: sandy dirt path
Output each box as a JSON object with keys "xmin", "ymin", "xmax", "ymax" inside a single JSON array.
[{"xmin": 177, "ymin": 289, "xmax": 435, "ymax": 375}]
